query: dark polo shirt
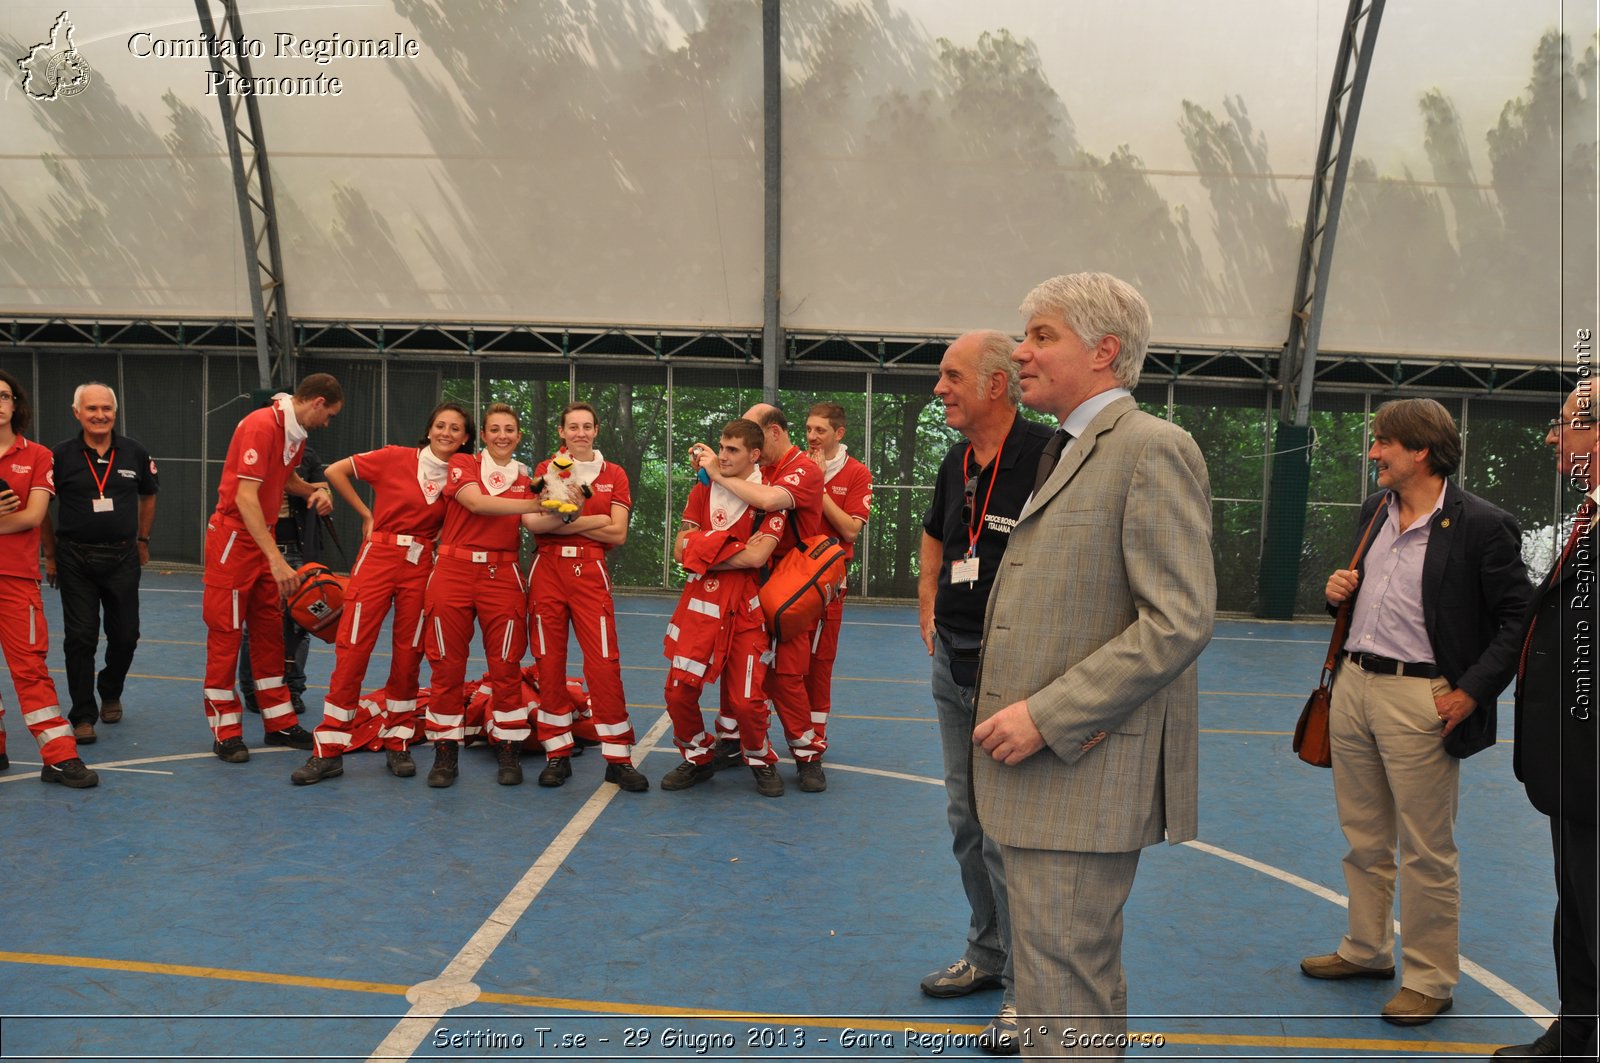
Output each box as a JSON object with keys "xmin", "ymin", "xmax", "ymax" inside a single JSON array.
[
  {"xmin": 50, "ymin": 430, "xmax": 159, "ymax": 544},
  {"xmin": 923, "ymin": 412, "xmax": 1053, "ymax": 646}
]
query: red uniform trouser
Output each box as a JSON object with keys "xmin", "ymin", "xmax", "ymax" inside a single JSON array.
[
  {"xmin": 0, "ymin": 575, "xmax": 79, "ymax": 766},
  {"xmin": 717, "ymin": 620, "xmax": 827, "ymax": 762},
  {"xmin": 529, "ymin": 546, "xmax": 633, "ymax": 761},
  {"xmin": 202, "ymin": 520, "xmax": 294, "ymax": 741},
  {"xmin": 423, "ymin": 554, "xmax": 527, "ymax": 745},
  {"xmin": 663, "ymin": 578, "xmax": 775, "ymax": 767},
  {"xmin": 805, "ymin": 587, "xmax": 845, "ymax": 728},
  {"xmin": 313, "ymin": 536, "xmax": 431, "ymax": 758}
]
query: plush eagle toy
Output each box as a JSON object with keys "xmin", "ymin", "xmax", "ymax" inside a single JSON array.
[{"xmin": 530, "ymin": 446, "xmax": 592, "ymax": 522}]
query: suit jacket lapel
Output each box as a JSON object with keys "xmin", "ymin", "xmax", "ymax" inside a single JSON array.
[
  {"xmin": 1020, "ymin": 396, "xmax": 1135, "ymax": 522},
  {"xmin": 1419, "ymin": 484, "xmax": 1462, "ymax": 632}
]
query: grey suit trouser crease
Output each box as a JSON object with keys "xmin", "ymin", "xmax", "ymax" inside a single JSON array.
[{"xmin": 1002, "ymin": 842, "xmax": 1141, "ymax": 1059}]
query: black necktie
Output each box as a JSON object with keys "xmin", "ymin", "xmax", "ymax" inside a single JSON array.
[{"xmin": 1033, "ymin": 428, "xmax": 1070, "ymax": 496}]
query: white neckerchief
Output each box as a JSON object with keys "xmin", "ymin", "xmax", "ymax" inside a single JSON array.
[
  {"xmin": 708, "ymin": 467, "xmax": 763, "ymax": 530},
  {"xmin": 568, "ymin": 449, "xmax": 604, "ymax": 488},
  {"xmin": 820, "ymin": 444, "xmax": 849, "ymax": 483},
  {"xmin": 275, "ymin": 393, "xmax": 306, "ymax": 466},
  {"xmin": 417, "ymin": 447, "xmax": 449, "ymax": 505},
  {"xmin": 478, "ymin": 450, "xmax": 520, "ymax": 497}
]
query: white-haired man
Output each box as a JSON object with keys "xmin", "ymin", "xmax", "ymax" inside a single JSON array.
[
  {"xmin": 973, "ymin": 273, "xmax": 1215, "ymax": 1057},
  {"xmin": 40, "ymin": 382, "xmax": 158, "ymax": 742},
  {"xmin": 918, "ymin": 329, "xmax": 1054, "ymax": 1054}
]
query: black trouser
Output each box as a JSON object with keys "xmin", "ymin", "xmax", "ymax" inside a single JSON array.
[
  {"xmin": 56, "ymin": 537, "xmax": 142, "ymax": 726},
  {"xmin": 238, "ymin": 531, "xmax": 309, "ymax": 707},
  {"xmin": 1552, "ymin": 815, "xmax": 1599, "ymax": 1056}
]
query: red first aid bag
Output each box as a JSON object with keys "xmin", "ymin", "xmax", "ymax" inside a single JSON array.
[
  {"xmin": 287, "ymin": 562, "xmax": 346, "ymax": 643},
  {"xmin": 758, "ymin": 534, "xmax": 847, "ymax": 642}
]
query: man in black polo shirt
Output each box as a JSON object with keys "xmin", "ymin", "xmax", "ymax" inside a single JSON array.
[
  {"xmin": 40, "ymin": 382, "xmax": 158, "ymax": 743},
  {"xmin": 916, "ymin": 329, "xmax": 1052, "ymax": 1055}
]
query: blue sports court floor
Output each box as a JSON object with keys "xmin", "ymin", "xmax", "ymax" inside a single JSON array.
[{"xmin": 0, "ymin": 570, "xmax": 1562, "ymax": 1059}]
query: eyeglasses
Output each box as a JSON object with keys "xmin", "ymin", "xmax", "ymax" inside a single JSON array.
[
  {"xmin": 0, "ymin": 392, "xmax": 14, "ymax": 404},
  {"xmin": 962, "ymin": 475, "xmax": 978, "ymax": 528},
  {"xmin": 1549, "ymin": 417, "xmax": 1596, "ymax": 431}
]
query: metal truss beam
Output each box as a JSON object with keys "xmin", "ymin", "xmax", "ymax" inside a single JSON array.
[
  {"xmin": 1259, "ymin": 0, "xmax": 1385, "ymax": 619},
  {"xmin": 1280, "ymin": 0, "xmax": 1386, "ymax": 425},
  {"xmin": 194, "ymin": 0, "xmax": 294, "ymax": 390},
  {"xmin": 1, "ymin": 316, "xmax": 1573, "ymax": 395}
]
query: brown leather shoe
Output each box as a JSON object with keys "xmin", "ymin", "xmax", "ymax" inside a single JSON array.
[
  {"xmin": 99, "ymin": 699, "xmax": 123, "ymax": 723},
  {"xmin": 1381, "ymin": 987, "xmax": 1453, "ymax": 1026},
  {"xmin": 1300, "ymin": 952, "xmax": 1395, "ymax": 980},
  {"xmin": 72, "ymin": 721, "xmax": 97, "ymax": 745}
]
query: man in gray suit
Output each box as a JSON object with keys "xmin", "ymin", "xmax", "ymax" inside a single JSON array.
[{"xmin": 973, "ymin": 273, "xmax": 1215, "ymax": 1057}]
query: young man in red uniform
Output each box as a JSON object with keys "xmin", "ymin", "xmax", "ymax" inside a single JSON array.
[
  {"xmin": 290, "ymin": 401, "xmax": 474, "ymax": 785},
  {"xmin": 663, "ymin": 418, "xmax": 787, "ymax": 796},
  {"xmin": 698, "ymin": 403, "xmax": 830, "ymax": 792},
  {"xmin": 804, "ymin": 400, "xmax": 872, "ymax": 751},
  {"xmin": 0, "ymin": 369, "xmax": 98, "ymax": 787},
  {"xmin": 525, "ymin": 402, "xmax": 647, "ymax": 792},
  {"xmin": 424, "ymin": 403, "xmax": 544, "ymax": 788},
  {"xmin": 204, "ymin": 375, "xmax": 342, "ymax": 763}
]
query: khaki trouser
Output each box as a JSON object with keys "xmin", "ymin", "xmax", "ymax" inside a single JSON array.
[{"xmin": 1330, "ymin": 661, "xmax": 1461, "ymax": 998}]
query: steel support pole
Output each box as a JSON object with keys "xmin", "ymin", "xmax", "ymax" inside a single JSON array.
[
  {"xmin": 1258, "ymin": 0, "xmax": 1385, "ymax": 618},
  {"xmin": 761, "ymin": 0, "xmax": 782, "ymax": 403},
  {"xmin": 195, "ymin": 0, "xmax": 295, "ymax": 391}
]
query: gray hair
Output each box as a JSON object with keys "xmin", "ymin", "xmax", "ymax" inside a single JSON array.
[
  {"xmin": 1019, "ymin": 273, "xmax": 1152, "ymax": 390},
  {"xmin": 72, "ymin": 381, "xmax": 118, "ymax": 412},
  {"xmin": 972, "ymin": 330, "xmax": 1023, "ymax": 407}
]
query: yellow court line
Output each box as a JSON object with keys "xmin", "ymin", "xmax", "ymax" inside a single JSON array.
[
  {"xmin": 0, "ymin": 949, "xmax": 410, "ymax": 998},
  {"xmin": 0, "ymin": 950, "xmax": 1512, "ymax": 1055}
]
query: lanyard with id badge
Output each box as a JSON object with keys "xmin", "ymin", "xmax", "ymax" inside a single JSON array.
[
  {"xmin": 953, "ymin": 437, "xmax": 1003, "ymax": 586},
  {"xmin": 87, "ymin": 449, "xmax": 116, "ymax": 512}
]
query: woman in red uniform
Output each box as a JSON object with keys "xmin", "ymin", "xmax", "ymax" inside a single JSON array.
[
  {"xmin": 0, "ymin": 369, "xmax": 98, "ymax": 787},
  {"xmin": 289, "ymin": 401, "xmax": 475, "ymax": 785},
  {"xmin": 424, "ymin": 402, "xmax": 542, "ymax": 788},
  {"xmin": 525, "ymin": 401, "xmax": 648, "ymax": 792}
]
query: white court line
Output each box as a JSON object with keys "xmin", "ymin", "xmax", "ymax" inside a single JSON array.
[
  {"xmin": 1181, "ymin": 840, "xmax": 1550, "ymax": 1020},
  {"xmin": 365, "ymin": 711, "xmax": 674, "ymax": 1063},
  {"xmin": 0, "ymin": 745, "xmax": 295, "ymax": 785},
  {"xmin": 825, "ymin": 765, "xmax": 1554, "ymax": 1024}
]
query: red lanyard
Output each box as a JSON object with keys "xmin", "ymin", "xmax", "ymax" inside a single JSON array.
[
  {"xmin": 961, "ymin": 435, "xmax": 1004, "ymax": 558},
  {"xmin": 86, "ymin": 448, "xmax": 115, "ymax": 498}
]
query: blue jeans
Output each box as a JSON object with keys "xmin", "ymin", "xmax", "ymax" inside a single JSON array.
[{"xmin": 932, "ymin": 635, "xmax": 1013, "ymax": 996}]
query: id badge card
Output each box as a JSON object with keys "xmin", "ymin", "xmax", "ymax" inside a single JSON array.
[
  {"xmin": 92, "ymin": 497, "xmax": 114, "ymax": 513},
  {"xmin": 405, "ymin": 541, "xmax": 424, "ymax": 565},
  {"xmin": 951, "ymin": 556, "xmax": 980, "ymax": 584}
]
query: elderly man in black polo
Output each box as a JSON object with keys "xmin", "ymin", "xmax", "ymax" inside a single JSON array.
[{"xmin": 40, "ymin": 382, "xmax": 159, "ymax": 743}]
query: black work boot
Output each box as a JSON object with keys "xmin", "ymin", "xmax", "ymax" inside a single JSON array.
[
  {"xmin": 41, "ymin": 757, "xmax": 100, "ymax": 788},
  {"xmin": 265, "ymin": 724, "xmax": 315, "ymax": 750},
  {"xmin": 604, "ymin": 761, "xmax": 649, "ymax": 792},
  {"xmin": 796, "ymin": 759, "xmax": 827, "ymax": 793},
  {"xmin": 751, "ymin": 764, "xmax": 784, "ymax": 797},
  {"xmin": 427, "ymin": 740, "xmax": 459, "ymax": 788},
  {"xmin": 290, "ymin": 755, "xmax": 343, "ymax": 785},
  {"xmin": 386, "ymin": 748, "xmax": 416, "ymax": 778},
  {"xmin": 495, "ymin": 741, "xmax": 524, "ymax": 786},
  {"xmin": 710, "ymin": 738, "xmax": 743, "ymax": 772},
  {"xmin": 538, "ymin": 755, "xmax": 572, "ymax": 787}
]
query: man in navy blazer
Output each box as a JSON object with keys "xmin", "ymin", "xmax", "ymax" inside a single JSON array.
[
  {"xmin": 1303, "ymin": 398, "xmax": 1529, "ymax": 1027},
  {"xmin": 1495, "ymin": 384, "xmax": 1600, "ymax": 1059}
]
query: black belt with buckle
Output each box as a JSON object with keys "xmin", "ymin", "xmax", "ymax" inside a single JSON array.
[
  {"xmin": 1346, "ymin": 652, "xmax": 1439, "ymax": 679},
  {"xmin": 59, "ymin": 536, "xmax": 133, "ymax": 550}
]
